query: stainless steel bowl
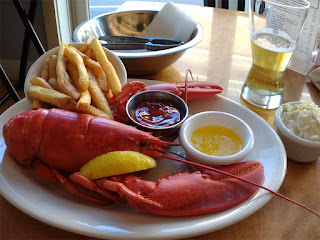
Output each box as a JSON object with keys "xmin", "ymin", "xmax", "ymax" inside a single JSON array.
[
  {"xmin": 126, "ymin": 90, "xmax": 188, "ymax": 136},
  {"xmin": 72, "ymin": 10, "xmax": 203, "ymax": 76}
]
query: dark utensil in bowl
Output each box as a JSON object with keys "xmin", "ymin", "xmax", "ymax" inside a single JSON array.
[
  {"xmin": 99, "ymin": 36, "xmax": 184, "ymax": 51},
  {"xmin": 72, "ymin": 10, "xmax": 203, "ymax": 76},
  {"xmin": 126, "ymin": 90, "xmax": 188, "ymax": 136}
]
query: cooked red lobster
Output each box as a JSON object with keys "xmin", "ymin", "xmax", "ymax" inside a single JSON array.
[{"xmin": 3, "ymin": 108, "xmax": 319, "ymax": 217}]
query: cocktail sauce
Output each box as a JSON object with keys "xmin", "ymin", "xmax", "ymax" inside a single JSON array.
[{"xmin": 133, "ymin": 100, "xmax": 181, "ymax": 127}]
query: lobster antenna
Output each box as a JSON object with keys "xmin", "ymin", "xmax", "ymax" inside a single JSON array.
[
  {"xmin": 158, "ymin": 149, "xmax": 320, "ymax": 218},
  {"xmin": 184, "ymin": 69, "xmax": 195, "ymax": 105},
  {"xmin": 184, "ymin": 69, "xmax": 189, "ymax": 104}
]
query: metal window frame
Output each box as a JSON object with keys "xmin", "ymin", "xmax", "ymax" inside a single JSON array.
[{"xmin": 42, "ymin": 0, "xmax": 89, "ymax": 47}]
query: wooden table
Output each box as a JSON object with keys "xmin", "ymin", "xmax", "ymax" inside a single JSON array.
[{"xmin": 1, "ymin": 4, "xmax": 319, "ymax": 240}]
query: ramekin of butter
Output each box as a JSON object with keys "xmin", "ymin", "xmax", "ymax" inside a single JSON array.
[
  {"xmin": 275, "ymin": 101, "xmax": 320, "ymax": 162},
  {"xmin": 179, "ymin": 111, "xmax": 254, "ymax": 166}
]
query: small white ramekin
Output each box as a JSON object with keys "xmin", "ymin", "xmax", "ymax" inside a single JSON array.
[
  {"xmin": 179, "ymin": 111, "xmax": 254, "ymax": 166},
  {"xmin": 275, "ymin": 102, "xmax": 320, "ymax": 163}
]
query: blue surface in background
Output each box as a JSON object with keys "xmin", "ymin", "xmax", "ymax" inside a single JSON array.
[{"xmin": 89, "ymin": 0, "xmax": 204, "ymax": 18}]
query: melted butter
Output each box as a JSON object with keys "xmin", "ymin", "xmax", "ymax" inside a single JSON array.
[{"xmin": 189, "ymin": 125, "xmax": 243, "ymax": 156}]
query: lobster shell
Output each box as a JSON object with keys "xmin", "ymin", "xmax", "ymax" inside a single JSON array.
[{"xmin": 3, "ymin": 108, "xmax": 170, "ymax": 172}]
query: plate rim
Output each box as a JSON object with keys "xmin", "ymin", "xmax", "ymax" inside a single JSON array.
[{"xmin": 0, "ymin": 80, "xmax": 287, "ymax": 240}]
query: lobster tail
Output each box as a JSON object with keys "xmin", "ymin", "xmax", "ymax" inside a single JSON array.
[{"xmin": 3, "ymin": 109, "xmax": 46, "ymax": 166}]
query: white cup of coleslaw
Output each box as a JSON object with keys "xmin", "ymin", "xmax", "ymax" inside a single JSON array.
[{"xmin": 275, "ymin": 101, "xmax": 320, "ymax": 163}]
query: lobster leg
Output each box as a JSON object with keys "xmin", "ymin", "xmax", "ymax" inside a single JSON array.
[
  {"xmin": 50, "ymin": 167, "xmax": 112, "ymax": 205},
  {"xmin": 96, "ymin": 178, "xmax": 162, "ymax": 212},
  {"xmin": 69, "ymin": 172, "xmax": 124, "ymax": 202},
  {"xmin": 33, "ymin": 159, "xmax": 58, "ymax": 182}
]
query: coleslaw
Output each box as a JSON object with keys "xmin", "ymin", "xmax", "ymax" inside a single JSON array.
[{"xmin": 280, "ymin": 101, "xmax": 320, "ymax": 142}]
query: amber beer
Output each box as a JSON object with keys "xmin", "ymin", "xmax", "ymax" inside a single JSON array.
[
  {"xmin": 241, "ymin": 0, "xmax": 310, "ymax": 109},
  {"xmin": 245, "ymin": 31, "xmax": 295, "ymax": 96}
]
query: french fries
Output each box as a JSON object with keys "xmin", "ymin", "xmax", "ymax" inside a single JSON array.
[
  {"xmin": 86, "ymin": 105, "xmax": 111, "ymax": 118},
  {"xmin": 48, "ymin": 78, "xmax": 59, "ymax": 90},
  {"xmin": 28, "ymin": 85, "xmax": 77, "ymax": 111},
  {"xmin": 28, "ymin": 38, "xmax": 122, "ymax": 119},
  {"xmin": 40, "ymin": 57, "xmax": 50, "ymax": 81},
  {"xmin": 64, "ymin": 46, "xmax": 89, "ymax": 92},
  {"xmin": 29, "ymin": 76, "xmax": 53, "ymax": 109},
  {"xmin": 30, "ymin": 77, "xmax": 54, "ymax": 90},
  {"xmin": 66, "ymin": 62, "xmax": 79, "ymax": 88},
  {"xmin": 48, "ymin": 55, "xmax": 57, "ymax": 83},
  {"xmin": 80, "ymin": 42, "xmax": 90, "ymax": 53},
  {"xmin": 71, "ymin": 46, "xmax": 109, "ymax": 92},
  {"xmin": 56, "ymin": 41, "xmax": 80, "ymax": 100},
  {"xmin": 88, "ymin": 70, "xmax": 113, "ymax": 119},
  {"xmin": 32, "ymin": 99, "xmax": 43, "ymax": 109},
  {"xmin": 77, "ymin": 90, "xmax": 91, "ymax": 112},
  {"xmin": 91, "ymin": 38, "xmax": 122, "ymax": 95}
]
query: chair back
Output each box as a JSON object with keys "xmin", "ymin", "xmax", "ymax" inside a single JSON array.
[{"xmin": 204, "ymin": 0, "xmax": 247, "ymax": 11}]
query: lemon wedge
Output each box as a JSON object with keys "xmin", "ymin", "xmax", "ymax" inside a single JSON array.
[{"xmin": 79, "ymin": 151, "xmax": 157, "ymax": 180}]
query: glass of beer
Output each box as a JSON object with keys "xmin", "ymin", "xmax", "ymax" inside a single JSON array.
[{"xmin": 241, "ymin": 0, "xmax": 310, "ymax": 109}]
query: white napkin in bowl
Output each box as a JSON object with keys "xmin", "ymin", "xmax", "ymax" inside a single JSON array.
[
  {"xmin": 139, "ymin": 1, "xmax": 197, "ymax": 43},
  {"xmin": 308, "ymin": 67, "xmax": 320, "ymax": 91}
]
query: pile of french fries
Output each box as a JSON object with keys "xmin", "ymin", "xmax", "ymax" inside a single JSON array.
[{"xmin": 28, "ymin": 38, "xmax": 123, "ymax": 119}]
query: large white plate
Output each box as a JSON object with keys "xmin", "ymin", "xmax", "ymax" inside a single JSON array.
[{"xmin": 0, "ymin": 80, "xmax": 287, "ymax": 240}]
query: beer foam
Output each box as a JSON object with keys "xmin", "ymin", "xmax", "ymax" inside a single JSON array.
[{"xmin": 252, "ymin": 28, "xmax": 296, "ymax": 53}]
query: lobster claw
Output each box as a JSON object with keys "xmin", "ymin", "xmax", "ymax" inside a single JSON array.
[
  {"xmin": 176, "ymin": 81, "xmax": 224, "ymax": 101},
  {"xmin": 97, "ymin": 160, "xmax": 264, "ymax": 216},
  {"xmin": 145, "ymin": 81, "xmax": 224, "ymax": 101}
]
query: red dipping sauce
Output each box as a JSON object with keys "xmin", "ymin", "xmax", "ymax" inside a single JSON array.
[{"xmin": 133, "ymin": 100, "xmax": 181, "ymax": 128}]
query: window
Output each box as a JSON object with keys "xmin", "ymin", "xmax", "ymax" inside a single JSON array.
[
  {"xmin": 89, "ymin": 0, "xmax": 204, "ymax": 18},
  {"xmin": 43, "ymin": 0, "xmax": 89, "ymax": 46}
]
